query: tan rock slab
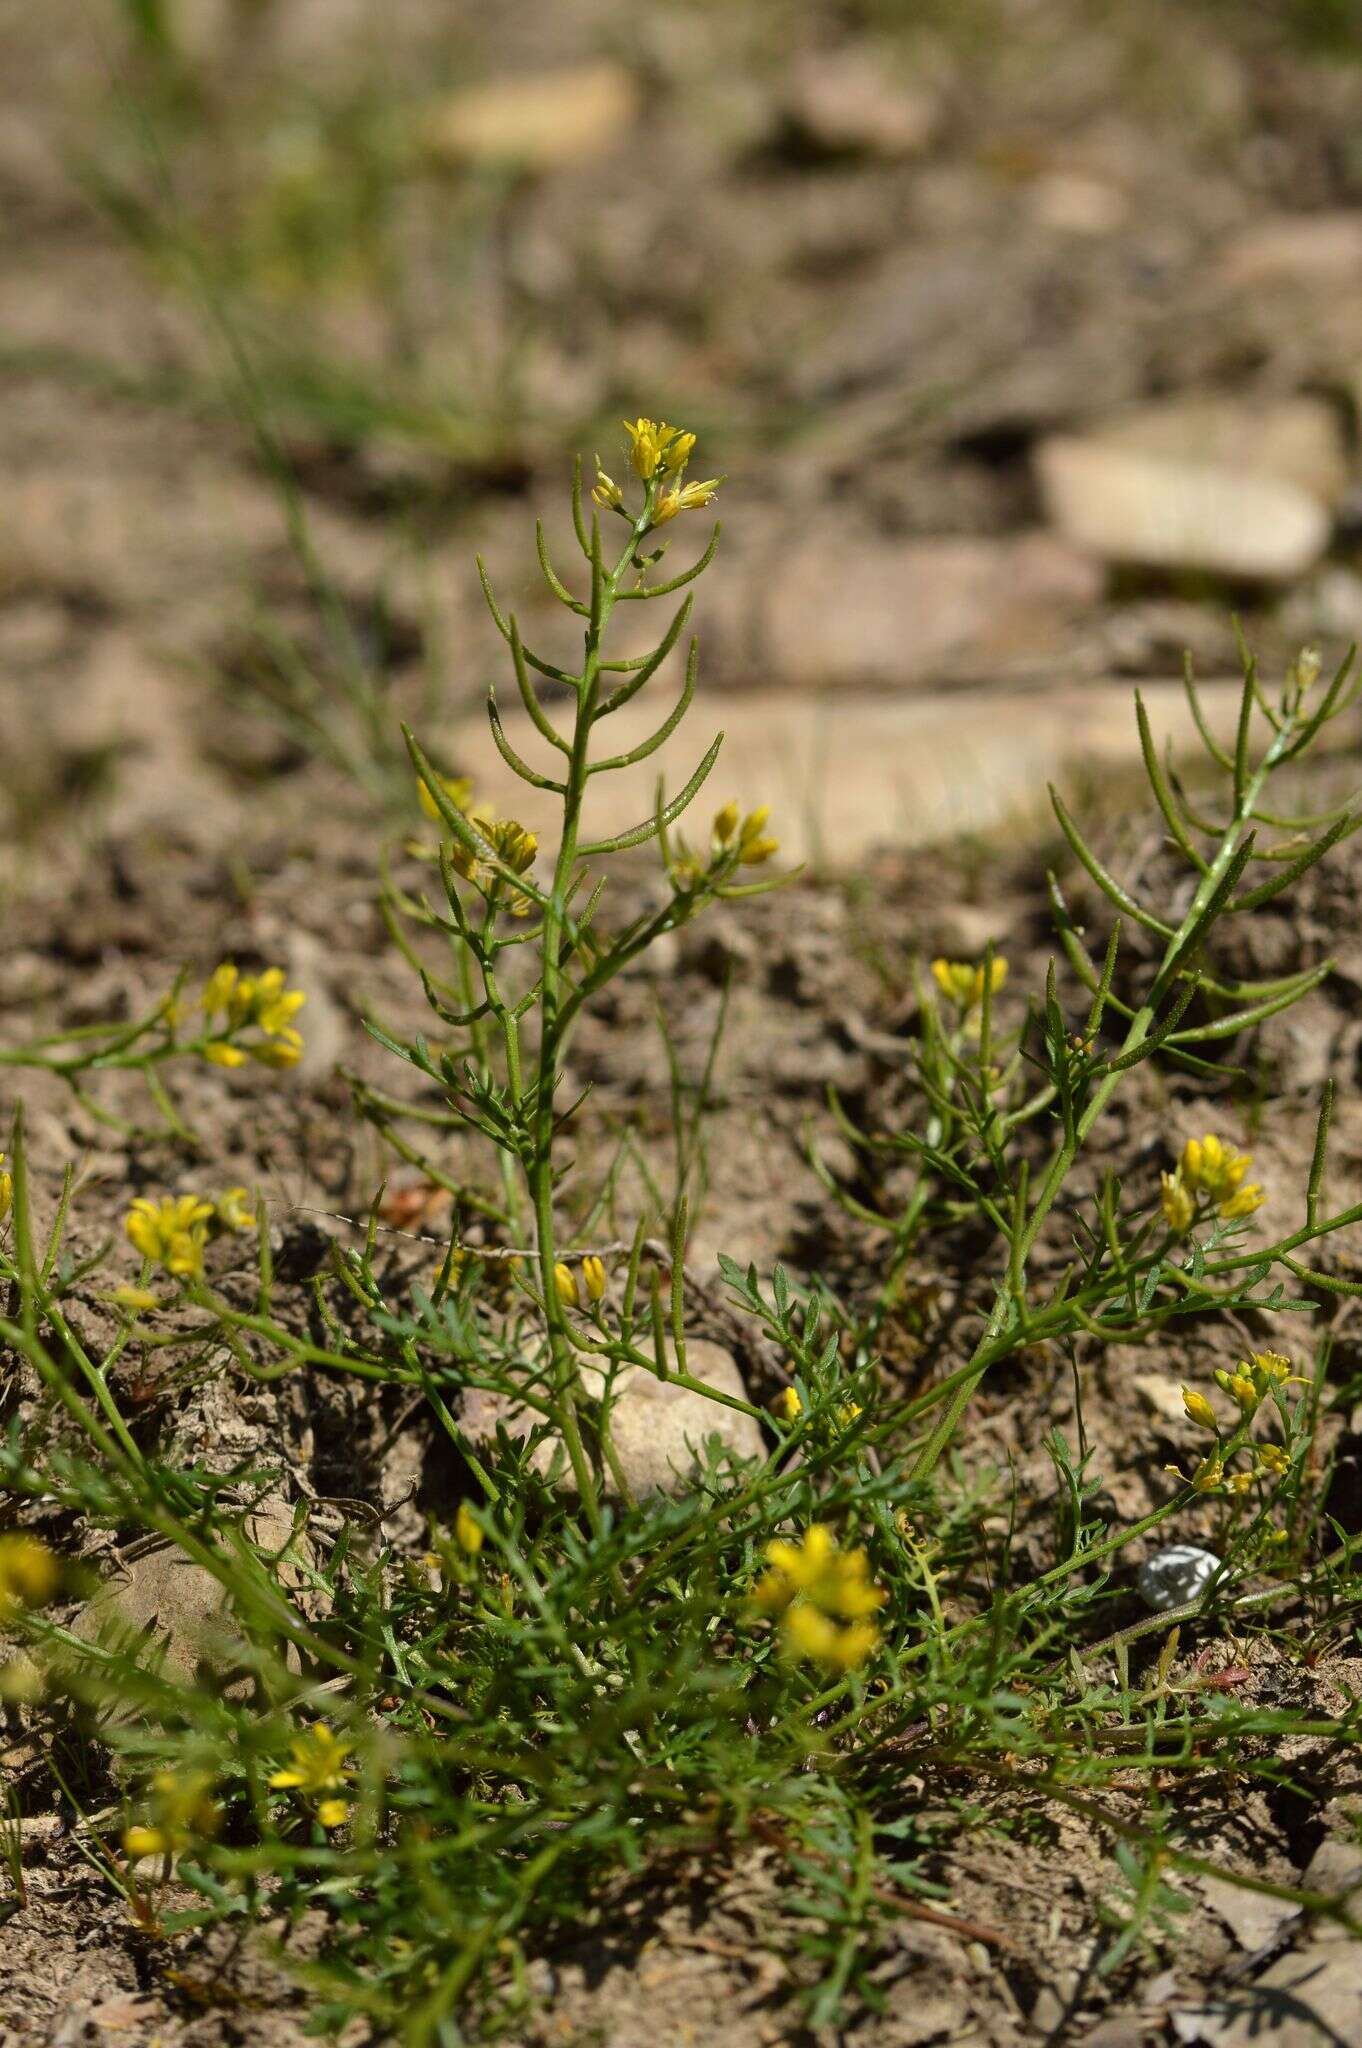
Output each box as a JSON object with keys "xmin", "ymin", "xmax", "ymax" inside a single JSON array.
[
  {"xmin": 1217, "ymin": 213, "xmax": 1362, "ymax": 291},
  {"xmin": 420, "ymin": 63, "xmax": 640, "ymax": 173},
  {"xmin": 754, "ymin": 531, "xmax": 1101, "ymax": 691},
  {"xmin": 781, "ymin": 48, "xmax": 940, "ymax": 159},
  {"xmin": 70, "ymin": 1503, "xmax": 311, "ymax": 1688},
  {"xmin": 1132, "ymin": 1374, "xmax": 1192, "ymax": 1427},
  {"xmin": 1036, "ymin": 435, "xmax": 1331, "ymax": 583},
  {"xmin": 1093, "ymin": 395, "xmax": 1349, "ymax": 509},
  {"xmin": 449, "ymin": 674, "xmax": 1245, "ymax": 870},
  {"xmin": 1175, "ymin": 1942, "xmax": 1362, "ymax": 2045}
]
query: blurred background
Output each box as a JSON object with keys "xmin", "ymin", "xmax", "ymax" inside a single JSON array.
[{"xmin": 6, "ymin": 0, "xmax": 1362, "ymax": 866}]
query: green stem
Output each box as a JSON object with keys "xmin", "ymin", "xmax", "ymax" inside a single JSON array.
[{"xmin": 524, "ymin": 492, "xmax": 660, "ymax": 1539}]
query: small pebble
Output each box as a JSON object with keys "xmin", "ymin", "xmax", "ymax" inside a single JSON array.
[{"xmin": 1137, "ymin": 1544, "xmax": 1220, "ymax": 1612}]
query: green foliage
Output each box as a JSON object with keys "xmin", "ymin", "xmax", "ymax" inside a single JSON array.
[{"xmin": 5, "ymin": 452, "xmax": 1362, "ymax": 2040}]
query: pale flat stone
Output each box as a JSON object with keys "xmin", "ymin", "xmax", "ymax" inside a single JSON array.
[
  {"xmin": 1217, "ymin": 212, "xmax": 1362, "ymax": 291},
  {"xmin": 1029, "ymin": 170, "xmax": 1127, "ymax": 235},
  {"xmin": 1036, "ymin": 435, "xmax": 1331, "ymax": 583},
  {"xmin": 1176, "ymin": 1942, "xmax": 1362, "ymax": 2045},
  {"xmin": 755, "ymin": 531, "xmax": 1101, "ymax": 691},
  {"xmin": 1095, "ymin": 396, "xmax": 1349, "ymax": 509},
  {"xmin": 1197, "ymin": 1871, "xmax": 1300, "ymax": 1951},
  {"xmin": 70, "ymin": 1504, "xmax": 311, "ymax": 1688},
  {"xmin": 420, "ymin": 63, "xmax": 640, "ymax": 173},
  {"xmin": 281, "ymin": 927, "xmax": 349, "ymax": 1081},
  {"xmin": 461, "ymin": 1338, "xmax": 766, "ymax": 1500},
  {"xmin": 781, "ymin": 48, "xmax": 940, "ymax": 159},
  {"xmin": 1132, "ymin": 1373, "xmax": 1194, "ymax": 1426}
]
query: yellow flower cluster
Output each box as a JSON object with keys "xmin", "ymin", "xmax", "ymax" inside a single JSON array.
[
  {"xmin": 1213, "ymin": 1349, "xmax": 1301, "ymax": 1416},
  {"xmin": 125, "ymin": 1193, "xmax": 215, "ymax": 1279},
  {"xmin": 0, "ymin": 1532, "xmax": 59, "ymax": 1625},
  {"xmin": 750, "ymin": 1524, "xmax": 885, "ymax": 1674},
  {"xmin": 1167, "ymin": 1351, "xmax": 1302, "ymax": 1496},
  {"xmin": 713, "ymin": 801, "xmax": 779, "ymax": 866},
  {"xmin": 553, "ymin": 1256, "xmax": 607, "ymax": 1309},
  {"xmin": 0, "ymin": 1153, "xmax": 11, "ymax": 1224},
  {"xmin": 123, "ymin": 1769, "xmax": 221, "ymax": 1863},
  {"xmin": 930, "ymin": 956, "xmax": 1008, "ymax": 1011},
  {"xmin": 269, "ymin": 1721, "xmax": 354, "ymax": 1831},
  {"xmin": 622, "ymin": 417, "xmax": 695, "ymax": 481},
  {"xmin": 599, "ymin": 418, "xmax": 721, "ymax": 526},
  {"xmin": 124, "ymin": 1187, "xmax": 257, "ymax": 1287},
  {"xmin": 417, "ymin": 773, "xmax": 539, "ymax": 912},
  {"xmin": 1161, "ymin": 1135, "xmax": 1262, "ymax": 1234},
  {"xmin": 200, "ymin": 963, "xmax": 306, "ymax": 1070}
]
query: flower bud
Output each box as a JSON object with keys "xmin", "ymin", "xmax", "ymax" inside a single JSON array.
[
  {"xmin": 1182, "ymin": 1387, "xmax": 1218, "ymax": 1432},
  {"xmin": 553, "ymin": 1261, "xmax": 579, "ymax": 1308},
  {"xmin": 455, "ymin": 1502, "xmax": 484, "ymax": 1555},
  {"xmin": 580, "ymin": 1255, "xmax": 607, "ymax": 1302}
]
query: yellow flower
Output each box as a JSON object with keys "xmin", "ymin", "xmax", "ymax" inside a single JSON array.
[
  {"xmin": 203, "ymin": 1042, "xmax": 247, "ymax": 1068},
  {"xmin": 622, "ymin": 417, "xmax": 692, "ymax": 482},
  {"xmin": 712, "ymin": 801, "xmax": 740, "ymax": 846},
  {"xmin": 653, "ymin": 476, "xmax": 722, "ymax": 524},
  {"xmin": 490, "ymin": 819, "xmax": 538, "ymax": 876},
  {"xmin": 1250, "ymin": 1351, "xmax": 1298, "ymax": 1388},
  {"xmin": 201, "ymin": 961, "xmax": 306, "ymax": 1069},
  {"xmin": 751, "ymin": 1524, "xmax": 885, "ymax": 1673},
  {"xmin": 661, "ymin": 426, "xmax": 696, "ymax": 474},
  {"xmin": 737, "ymin": 805, "xmax": 779, "ymax": 865},
  {"xmin": 776, "ymin": 1387, "xmax": 802, "ymax": 1423},
  {"xmin": 250, "ymin": 1035, "xmax": 303, "ymax": 1069},
  {"xmin": 1214, "ymin": 1367, "xmax": 1260, "ymax": 1416},
  {"xmin": 216, "ymin": 1187, "xmax": 256, "ymax": 1234},
  {"xmin": 269, "ymin": 1723, "xmax": 354, "ymax": 1818},
  {"xmin": 581, "ymin": 1255, "xmax": 607, "ymax": 1303},
  {"xmin": 1179, "ymin": 1135, "xmax": 1260, "ymax": 1218},
  {"xmin": 417, "ymin": 772, "xmax": 473, "ymax": 824},
  {"xmin": 1226, "ymin": 1471, "xmax": 1253, "ymax": 1497},
  {"xmin": 1256, "ymin": 1443, "xmax": 1290, "ymax": 1477},
  {"xmin": 780, "ymin": 1604, "xmax": 880, "ymax": 1673},
  {"xmin": 591, "ymin": 467, "xmax": 624, "ymax": 511},
  {"xmin": 109, "ymin": 1285, "xmax": 161, "ymax": 1315},
  {"xmin": 123, "ymin": 1769, "xmax": 221, "ymax": 1862},
  {"xmin": 1182, "ymin": 1387, "xmax": 1219, "ymax": 1432},
  {"xmin": 1289, "ymin": 645, "xmax": 1321, "ymax": 694},
  {"xmin": 125, "ymin": 1194, "xmax": 215, "ymax": 1280},
  {"xmin": 246, "ymin": 970, "xmax": 307, "ymax": 1040},
  {"xmin": 316, "ymin": 1798, "xmax": 349, "ymax": 1831},
  {"xmin": 931, "ymin": 956, "xmax": 1008, "ymax": 1010},
  {"xmin": 0, "ymin": 1153, "xmax": 11, "ymax": 1224},
  {"xmin": 122, "ymin": 1826, "xmax": 167, "ymax": 1862},
  {"xmin": 455, "ymin": 1501, "xmax": 484, "ymax": 1555},
  {"xmin": 200, "ymin": 962, "xmax": 240, "ymax": 1015},
  {"xmin": 1160, "ymin": 1171, "xmax": 1194, "ymax": 1235},
  {"xmin": 553, "ymin": 1261, "xmax": 580, "ymax": 1309},
  {"xmin": 0, "ymin": 1534, "xmax": 59, "ymax": 1624},
  {"xmin": 1191, "ymin": 1454, "xmax": 1223, "ymax": 1493}
]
